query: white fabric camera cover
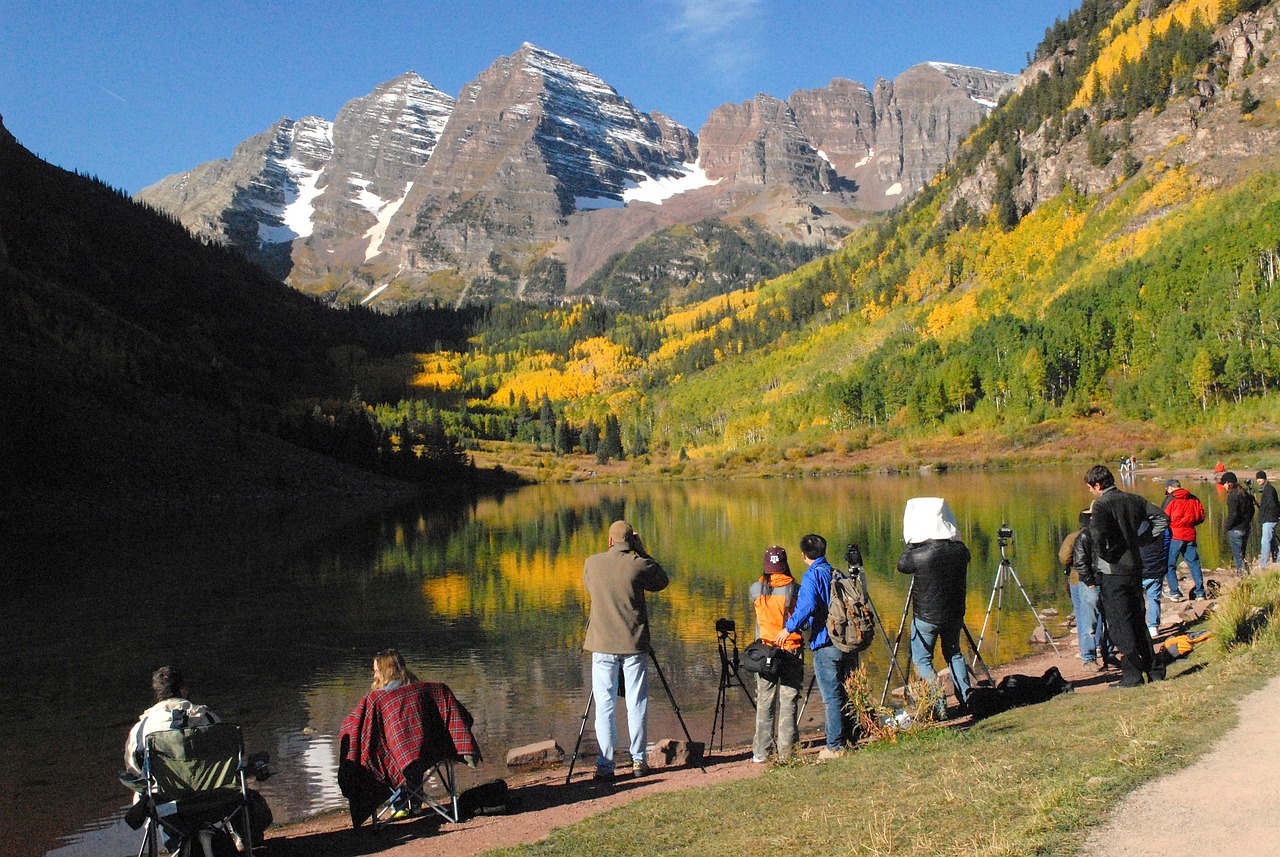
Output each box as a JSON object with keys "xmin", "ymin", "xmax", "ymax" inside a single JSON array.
[{"xmin": 902, "ymin": 497, "xmax": 960, "ymax": 544}]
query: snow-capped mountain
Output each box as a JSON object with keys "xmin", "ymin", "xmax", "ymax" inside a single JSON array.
[{"xmin": 137, "ymin": 44, "xmax": 1012, "ymax": 308}]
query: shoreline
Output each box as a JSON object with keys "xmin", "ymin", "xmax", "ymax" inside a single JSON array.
[{"xmin": 261, "ymin": 555, "xmax": 1240, "ymax": 856}]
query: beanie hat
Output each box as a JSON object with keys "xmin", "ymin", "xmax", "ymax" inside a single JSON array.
[{"xmin": 1222, "ymin": 471, "xmax": 1238, "ymax": 485}]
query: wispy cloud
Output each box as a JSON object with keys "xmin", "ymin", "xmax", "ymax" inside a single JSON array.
[
  {"xmin": 97, "ymin": 85, "xmax": 128, "ymax": 105},
  {"xmin": 667, "ymin": 0, "xmax": 764, "ymax": 80}
]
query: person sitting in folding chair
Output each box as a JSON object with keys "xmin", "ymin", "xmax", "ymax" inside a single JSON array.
[
  {"xmin": 338, "ymin": 649, "xmax": 482, "ymax": 829},
  {"xmin": 122, "ymin": 665, "xmax": 269, "ymax": 856}
]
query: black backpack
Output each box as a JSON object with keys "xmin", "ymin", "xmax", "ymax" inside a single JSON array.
[{"xmin": 827, "ymin": 568, "xmax": 876, "ymax": 653}]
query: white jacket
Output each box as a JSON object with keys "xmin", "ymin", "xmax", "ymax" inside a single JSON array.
[{"xmin": 124, "ymin": 698, "xmax": 219, "ymax": 776}]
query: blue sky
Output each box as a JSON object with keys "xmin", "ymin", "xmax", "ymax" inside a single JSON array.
[{"xmin": 2, "ymin": 0, "xmax": 1081, "ymax": 194}]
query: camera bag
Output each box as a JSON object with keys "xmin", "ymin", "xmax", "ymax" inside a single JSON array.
[{"xmin": 741, "ymin": 640, "xmax": 785, "ymax": 680}]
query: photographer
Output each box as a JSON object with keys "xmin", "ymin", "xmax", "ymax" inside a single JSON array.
[
  {"xmin": 896, "ymin": 498, "xmax": 971, "ymax": 719},
  {"xmin": 1085, "ymin": 465, "xmax": 1167, "ymax": 686},
  {"xmin": 748, "ymin": 546, "xmax": 802, "ymax": 763},
  {"xmin": 582, "ymin": 520, "xmax": 669, "ymax": 781},
  {"xmin": 774, "ymin": 534, "xmax": 855, "ymax": 759}
]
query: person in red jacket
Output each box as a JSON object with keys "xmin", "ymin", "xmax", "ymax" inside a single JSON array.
[{"xmin": 1162, "ymin": 479, "xmax": 1207, "ymax": 601}]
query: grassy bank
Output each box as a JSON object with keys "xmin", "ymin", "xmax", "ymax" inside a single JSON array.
[
  {"xmin": 470, "ymin": 416, "xmax": 1280, "ymax": 484},
  {"xmin": 489, "ymin": 571, "xmax": 1280, "ymax": 857}
]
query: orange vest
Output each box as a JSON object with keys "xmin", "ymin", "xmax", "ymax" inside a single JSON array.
[{"xmin": 752, "ymin": 572, "xmax": 803, "ymax": 653}]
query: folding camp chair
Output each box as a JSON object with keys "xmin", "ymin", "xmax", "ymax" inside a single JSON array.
[
  {"xmin": 338, "ymin": 681, "xmax": 480, "ymax": 830},
  {"xmin": 373, "ymin": 755, "xmax": 461, "ymax": 828},
  {"xmin": 134, "ymin": 722, "xmax": 256, "ymax": 857}
]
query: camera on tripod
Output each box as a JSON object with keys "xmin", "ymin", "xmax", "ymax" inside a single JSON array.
[
  {"xmin": 844, "ymin": 543, "xmax": 863, "ymax": 569},
  {"xmin": 997, "ymin": 524, "xmax": 1013, "ymax": 546}
]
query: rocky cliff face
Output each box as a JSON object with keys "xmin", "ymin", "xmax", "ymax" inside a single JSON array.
[
  {"xmin": 372, "ymin": 43, "xmax": 698, "ymax": 304},
  {"xmin": 136, "ymin": 47, "xmax": 1012, "ymax": 309}
]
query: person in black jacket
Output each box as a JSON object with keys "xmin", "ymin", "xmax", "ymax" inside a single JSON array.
[
  {"xmin": 1085, "ymin": 465, "xmax": 1168, "ymax": 687},
  {"xmin": 897, "ymin": 497, "xmax": 970, "ymax": 718},
  {"xmin": 1221, "ymin": 472, "xmax": 1255, "ymax": 573}
]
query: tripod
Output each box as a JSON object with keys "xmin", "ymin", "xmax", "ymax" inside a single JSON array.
[
  {"xmin": 566, "ymin": 648, "xmax": 704, "ymax": 784},
  {"xmin": 971, "ymin": 530, "xmax": 1060, "ymax": 666},
  {"xmin": 709, "ymin": 619, "xmax": 755, "ymax": 753},
  {"xmin": 881, "ymin": 578, "xmax": 993, "ymax": 706}
]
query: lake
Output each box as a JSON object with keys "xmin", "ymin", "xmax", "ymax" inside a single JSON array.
[{"xmin": 2, "ymin": 465, "xmax": 1239, "ymax": 856}]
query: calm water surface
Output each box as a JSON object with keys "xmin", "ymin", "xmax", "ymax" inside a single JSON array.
[{"xmin": 3, "ymin": 467, "xmax": 1239, "ymax": 856}]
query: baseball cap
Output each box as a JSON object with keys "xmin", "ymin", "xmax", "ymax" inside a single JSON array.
[{"xmin": 763, "ymin": 546, "xmax": 789, "ymax": 575}]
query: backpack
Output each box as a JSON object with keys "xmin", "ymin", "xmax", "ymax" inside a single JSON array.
[{"xmin": 827, "ymin": 568, "xmax": 876, "ymax": 653}]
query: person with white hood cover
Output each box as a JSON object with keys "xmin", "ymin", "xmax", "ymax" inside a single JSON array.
[{"xmin": 896, "ymin": 497, "xmax": 971, "ymax": 718}]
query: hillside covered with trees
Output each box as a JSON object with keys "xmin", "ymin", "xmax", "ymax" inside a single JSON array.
[{"xmin": 338, "ymin": 0, "xmax": 1279, "ymax": 477}]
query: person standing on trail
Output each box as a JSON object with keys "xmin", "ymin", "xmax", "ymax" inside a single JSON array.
[
  {"xmin": 582, "ymin": 520, "xmax": 668, "ymax": 782},
  {"xmin": 1085, "ymin": 465, "xmax": 1168, "ymax": 687}
]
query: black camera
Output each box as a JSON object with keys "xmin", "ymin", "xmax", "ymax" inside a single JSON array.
[
  {"xmin": 844, "ymin": 543, "xmax": 864, "ymax": 568},
  {"xmin": 715, "ymin": 617, "xmax": 735, "ymax": 637},
  {"xmin": 997, "ymin": 524, "xmax": 1013, "ymax": 543}
]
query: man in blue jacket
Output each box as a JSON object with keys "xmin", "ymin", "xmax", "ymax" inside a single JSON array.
[{"xmin": 774, "ymin": 533, "xmax": 855, "ymax": 759}]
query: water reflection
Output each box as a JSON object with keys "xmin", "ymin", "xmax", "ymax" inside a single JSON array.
[{"xmin": 5, "ymin": 467, "xmax": 1240, "ymax": 856}]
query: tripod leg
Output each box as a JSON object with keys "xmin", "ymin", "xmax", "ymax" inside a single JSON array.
[
  {"xmin": 733, "ymin": 666, "xmax": 757, "ymax": 708},
  {"xmin": 648, "ymin": 649, "xmax": 706, "ymax": 772},
  {"xmin": 961, "ymin": 621, "xmax": 994, "ymax": 686},
  {"xmin": 1006, "ymin": 563, "xmax": 1062, "ymax": 654},
  {"xmin": 565, "ymin": 692, "xmax": 594, "ymax": 785},
  {"xmin": 861, "ymin": 569, "xmax": 914, "ymax": 706},
  {"xmin": 972, "ymin": 565, "xmax": 1003, "ymax": 668},
  {"xmin": 881, "ymin": 579, "xmax": 915, "ymax": 706},
  {"xmin": 797, "ymin": 673, "xmax": 817, "ymax": 722}
]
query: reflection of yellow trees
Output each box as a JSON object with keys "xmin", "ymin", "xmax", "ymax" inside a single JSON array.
[{"xmin": 1072, "ymin": 0, "xmax": 1221, "ymax": 110}]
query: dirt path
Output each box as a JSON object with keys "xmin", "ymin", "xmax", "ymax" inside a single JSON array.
[{"xmin": 1081, "ymin": 672, "xmax": 1280, "ymax": 856}]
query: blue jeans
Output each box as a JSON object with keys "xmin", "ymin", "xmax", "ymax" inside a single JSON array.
[
  {"xmin": 591, "ymin": 652, "xmax": 649, "ymax": 773},
  {"xmin": 1142, "ymin": 577, "xmax": 1163, "ymax": 628},
  {"xmin": 1070, "ymin": 582, "xmax": 1102, "ymax": 662},
  {"xmin": 811, "ymin": 644, "xmax": 857, "ymax": 750},
  {"xmin": 1228, "ymin": 528, "xmax": 1249, "ymax": 573},
  {"xmin": 1260, "ymin": 521, "xmax": 1277, "ymax": 568},
  {"xmin": 1166, "ymin": 539, "xmax": 1205, "ymax": 598},
  {"xmin": 910, "ymin": 616, "xmax": 969, "ymax": 708}
]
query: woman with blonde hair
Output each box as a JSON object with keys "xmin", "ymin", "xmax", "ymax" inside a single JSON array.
[{"xmin": 371, "ymin": 649, "xmax": 419, "ymax": 691}]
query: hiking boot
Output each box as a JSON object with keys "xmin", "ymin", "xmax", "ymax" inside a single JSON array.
[
  {"xmin": 750, "ymin": 755, "xmax": 769, "ymax": 764},
  {"xmin": 1166, "ymin": 592, "xmax": 1185, "ymax": 602},
  {"xmin": 816, "ymin": 747, "xmax": 845, "ymax": 761},
  {"xmin": 632, "ymin": 762, "xmax": 651, "ymax": 779},
  {"xmin": 592, "ymin": 769, "xmax": 615, "ymax": 783}
]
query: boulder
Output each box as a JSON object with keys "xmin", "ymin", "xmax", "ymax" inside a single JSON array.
[
  {"xmin": 647, "ymin": 738, "xmax": 705, "ymax": 769},
  {"xmin": 505, "ymin": 739, "xmax": 565, "ymax": 770}
]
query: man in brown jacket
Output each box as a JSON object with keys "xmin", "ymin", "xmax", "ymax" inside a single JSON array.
[{"xmin": 583, "ymin": 520, "xmax": 669, "ymax": 781}]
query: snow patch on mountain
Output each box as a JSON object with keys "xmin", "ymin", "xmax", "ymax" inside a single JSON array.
[
  {"xmin": 623, "ymin": 162, "xmax": 719, "ymax": 205},
  {"xmin": 363, "ymin": 182, "xmax": 413, "ymax": 261},
  {"xmin": 257, "ymin": 160, "xmax": 325, "ymax": 243}
]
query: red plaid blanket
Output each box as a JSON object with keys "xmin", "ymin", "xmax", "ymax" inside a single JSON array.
[{"xmin": 339, "ymin": 682, "xmax": 480, "ymax": 787}]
